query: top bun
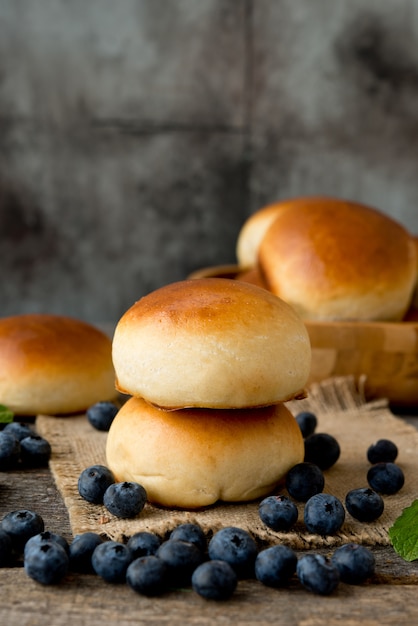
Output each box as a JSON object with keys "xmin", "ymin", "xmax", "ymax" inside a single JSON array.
[
  {"xmin": 112, "ymin": 278, "xmax": 311, "ymax": 409},
  {"xmin": 0, "ymin": 314, "xmax": 117, "ymax": 415},
  {"xmin": 258, "ymin": 197, "xmax": 417, "ymax": 321}
]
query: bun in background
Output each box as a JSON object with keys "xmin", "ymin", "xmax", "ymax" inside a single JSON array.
[{"xmin": 0, "ymin": 314, "xmax": 117, "ymax": 415}]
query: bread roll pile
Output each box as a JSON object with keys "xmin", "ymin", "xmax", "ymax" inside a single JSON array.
[
  {"xmin": 236, "ymin": 197, "xmax": 417, "ymax": 322},
  {"xmin": 106, "ymin": 278, "xmax": 311, "ymax": 508}
]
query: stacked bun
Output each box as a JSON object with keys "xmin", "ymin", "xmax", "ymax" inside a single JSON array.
[
  {"xmin": 236, "ymin": 197, "xmax": 417, "ymax": 322},
  {"xmin": 0, "ymin": 314, "xmax": 117, "ymax": 416},
  {"xmin": 106, "ymin": 278, "xmax": 311, "ymax": 508}
]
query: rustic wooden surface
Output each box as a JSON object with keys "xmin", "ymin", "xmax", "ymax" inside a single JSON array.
[{"xmin": 1, "ymin": 417, "xmax": 418, "ymax": 625}]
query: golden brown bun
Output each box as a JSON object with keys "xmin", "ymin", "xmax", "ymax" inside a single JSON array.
[
  {"xmin": 236, "ymin": 197, "xmax": 324, "ymax": 268},
  {"xmin": 258, "ymin": 197, "xmax": 417, "ymax": 321},
  {"xmin": 0, "ymin": 314, "xmax": 117, "ymax": 415},
  {"xmin": 235, "ymin": 266, "xmax": 269, "ymax": 289},
  {"xmin": 106, "ymin": 396, "xmax": 304, "ymax": 508},
  {"xmin": 112, "ymin": 278, "xmax": 311, "ymax": 409}
]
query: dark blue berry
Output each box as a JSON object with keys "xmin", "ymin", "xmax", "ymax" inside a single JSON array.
[
  {"xmin": 367, "ymin": 439, "xmax": 398, "ymax": 464},
  {"xmin": 126, "ymin": 555, "xmax": 169, "ymax": 596},
  {"xmin": 0, "ymin": 431, "xmax": 21, "ymax": 470},
  {"xmin": 92, "ymin": 541, "xmax": 133, "ymax": 583},
  {"xmin": 367, "ymin": 462, "xmax": 405, "ymax": 495},
  {"xmin": 345, "ymin": 487, "xmax": 384, "ymax": 522},
  {"xmin": 295, "ymin": 411, "xmax": 318, "ymax": 438},
  {"xmin": 1, "ymin": 509, "xmax": 45, "ymax": 552},
  {"xmin": 3, "ymin": 421, "xmax": 34, "ymax": 441},
  {"xmin": 259, "ymin": 495, "xmax": 298, "ymax": 531},
  {"xmin": 304, "ymin": 433, "xmax": 341, "ymax": 470},
  {"xmin": 304, "ymin": 493, "xmax": 345, "ymax": 535},
  {"xmin": 20, "ymin": 435, "xmax": 51, "ymax": 467},
  {"xmin": 285, "ymin": 462, "xmax": 325, "ymax": 502},
  {"xmin": 103, "ymin": 481, "xmax": 147, "ymax": 518},
  {"xmin": 208, "ymin": 527, "xmax": 258, "ymax": 578},
  {"xmin": 156, "ymin": 539, "xmax": 204, "ymax": 586},
  {"xmin": 297, "ymin": 553, "xmax": 340, "ymax": 595},
  {"xmin": 332, "ymin": 543, "xmax": 375, "ymax": 584},
  {"xmin": 69, "ymin": 532, "xmax": 104, "ymax": 572},
  {"xmin": 169, "ymin": 523, "xmax": 207, "ymax": 553},
  {"xmin": 24, "ymin": 531, "xmax": 69, "ymax": 558},
  {"xmin": 24, "ymin": 541, "xmax": 69, "ymax": 585},
  {"xmin": 255, "ymin": 545, "xmax": 297, "ymax": 587},
  {"xmin": 78, "ymin": 464, "xmax": 115, "ymax": 504},
  {"xmin": 127, "ymin": 532, "xmax": 161, "ymax": 559},
  {"xmin": 0, "ymin": 528, "xmax": 13, "ymax": 566},
  {"xmin": 87, "ymin": 401, "xmax": 119, "ymax": 431},
  {"xmin": 192, "ymin": 560, "xmax": 237, "ymax": 600}
]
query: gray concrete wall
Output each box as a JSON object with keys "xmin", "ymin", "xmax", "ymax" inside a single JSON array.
[{"xmin": 1, "ymin": 0, "xmax": 417, "ymax": 324}]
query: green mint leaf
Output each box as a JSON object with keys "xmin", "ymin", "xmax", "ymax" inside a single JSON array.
[
  {"xmin": 0, "ymin": 404, "xmax": 14, "ymax": 424},
  {"xmin": 389, "ymin": 500, "xmax": 418, "ymax": 561}
]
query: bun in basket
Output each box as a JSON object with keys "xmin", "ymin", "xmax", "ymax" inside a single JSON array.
[
  {"xmin": 106, "ymin": 396, "xmax": 304, "ymax": 508},
  {"xmin": 0, "ymin": 314, "xmax": 117, "ymax": 415},
  {"xmin": 258, "ymin": 197, "xmax": 417, "ymax": 321},
  {"xmin": 112, "ymin": 278, "xmax": 311, "ymax": 409}
]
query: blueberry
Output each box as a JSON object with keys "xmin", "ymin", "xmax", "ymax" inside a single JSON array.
[
  {"xmin": 3, "ymin": 421, "xmax": 34, "ymax": 441},
  {"xmin": 208, "ymin": 527, "xmax": 258, "ymax": 578},
  {"xmin": 255, "ymin": 545, "xmax": 297, "ymax": 587},
  {"xmin": 367, "ymin": 439, "xmax": 398, "ymax": 464},
  {"xmin": 24, "ymin": 540, "xmax": 69, "ymax": 585},
  {"xmin": 126, "ymin": 555, "xmax": 170, "ymax": 596},
  {"xmin": 78, "ymin": 464, "xmax": 115, "ymax": 504},
  {"xmin": 24, "ymin": 531, "xmax": 69, "ymax": 558},
  {"xmin": 20, "ymin": 434, "xmax": 51, "ymax": 467},
  {"xmin": 304, "ymin": 493, "xmax": 345, "ymax": 535},
  {"xmin": 345, "ymin": 487, "xmax": 384, "ymax": 522},
  {"xmin": 92, "ymin": 541, "xmax": 133, "ymax": 583},
  {"xmin": 87, "ymin": 401, "xmax": 119, "ymax": 432},
  {"xmin": 304, "ymin": 433, "xmax": 341, "ymax": 470},
  {"xmin": 69, "ymin": 532, "xmax": 105, "ymax": 572},
  {"xmin": 295, "ymin": 411, "xmax": 318, "ymax": 438},
  {"xmin": 367, "ymin": 462, "xmax": 405, "ymax": 495},
  {"xmin": 285, "ymin": 462, "xmax": 325, "ymax": 502},
  {"xmin": 156, "ymin": 539, "xmax": 204, "ymax": 586},
  {"xmin": 0, "ymin": 528, "xmax": 13, "ymax": 566},
  {"xmin": 259, "ymin": 495, "xmax": 298, "ymax": 531},
  {"xmin": 297, "ymin": 553, "xmax": 340, "ymax": 595},
  {"xmin": 332, "ymin": 543, "xmax": 375, "ymax": 584},
  {"xmin": 169, "ymin": 523, "xmax": 207, "ymax": 553},
  {"xmin": 1, "ymin": 509, "xmax": 45, "ymax": 552},
  {"xmin": 192, "ymin": 560, "xmax": 237, "ymax": 601},
  {"xmin": 127, "ymin": 532, "xmax": 161, "ymax": 559},
  {"xmin": 0, "ymin": 431, "xmax": 21, "ymax": 470},
  {"xmin": 103, "ymin": 481, "xmax": 147, "ymax": 518}
]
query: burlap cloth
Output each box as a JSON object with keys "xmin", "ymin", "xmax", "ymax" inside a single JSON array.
[{"xmin": 36, "ymin": 376, "xmax": 418, "ymax": 549}]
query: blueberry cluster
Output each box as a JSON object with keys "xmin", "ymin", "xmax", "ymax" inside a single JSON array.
[
  {"xmin": 259, "ymin": 415, "xmax": 405, "ymax": 540},
  {"xmin": 1, "ymin": 511, "xmax": 376, "ymax": 599},
  {"xmin": 77, "ymin": 464, "xmax": 147, "ymax": 519},
  {"xmin": 0, "ymin": 422, "xmax": 51, "ymax": 469}
]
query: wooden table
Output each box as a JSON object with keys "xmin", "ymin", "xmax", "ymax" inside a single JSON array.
[{"xmin": 1, "ymin": 415, "xmax": 418, "ymax": 626}]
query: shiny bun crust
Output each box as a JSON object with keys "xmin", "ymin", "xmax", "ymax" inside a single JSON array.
[
  {"xmin": 112, "ymin": 278, "xmax": 311, "ymax": 409},
  {"xmin": 106, "ymin": 396, "xmax": 304, "ymax": 508},
  {"xmin": 0, "ymin": 314, "xmax": 117, "ymax": 415},
  {"xmin": 258, "ymin": 198, "xmax": 417, "ymax": 321}
]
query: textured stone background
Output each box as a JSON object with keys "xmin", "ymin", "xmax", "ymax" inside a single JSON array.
[{"xmin": 1, "ymin": 0, "xmax": 418, "ymax": 324}]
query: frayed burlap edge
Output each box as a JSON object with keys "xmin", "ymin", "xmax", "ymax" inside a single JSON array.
[{"xmin": 36, "ymin": 376, "xmax": 418, "ymax": 549}]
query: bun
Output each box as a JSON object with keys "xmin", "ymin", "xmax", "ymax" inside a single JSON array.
[
  {"xmin": 112, "ymin": 278, "xmax": 311, "ymax": 409},
  {"xmin": 236, "ymin": 197, "xmax": 323, "ymax": 268},
  {"xmin": 0, "ymin": 314, "xmax": 117, "ymax": 415},
  {"xmin": 258, "ymin": 197, "xmax": 417, "ymax": 321},
  {"xmin": 106, "ymin": 396, "xmax": 304, "ymax": 508}
]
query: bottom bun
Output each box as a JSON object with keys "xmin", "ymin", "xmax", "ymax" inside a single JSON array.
[{"xmin": 106, "ymin": 396, "xmax": 304, "ymax": 509}]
